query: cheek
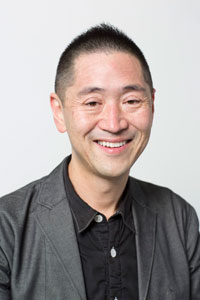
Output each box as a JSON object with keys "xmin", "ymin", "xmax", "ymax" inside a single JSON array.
[
  {"xmin": 66, "ymin": 110, "xmax": 98, "ymax": 136},
  {"xmin": 129, "ymin": 110, "xmax": 153, "ymax": 132}
]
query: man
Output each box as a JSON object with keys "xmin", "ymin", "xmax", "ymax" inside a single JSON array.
[{"xmin": 0, "ymin": 24, "xmax": 199, "ymax": 300}]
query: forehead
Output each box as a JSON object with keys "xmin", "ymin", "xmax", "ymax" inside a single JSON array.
[
  {"xmin": 73, "ymin": 51, "xmax": 144, "ymax": 82},
  {"xmin": 63, "ymin": 51, "xmax": 148, "ymax": 100}
]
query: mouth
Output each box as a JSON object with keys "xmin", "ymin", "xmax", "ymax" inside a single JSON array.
[{"xmin": 95, "ymin": 140, "xmax": 132, "ymax": 148}]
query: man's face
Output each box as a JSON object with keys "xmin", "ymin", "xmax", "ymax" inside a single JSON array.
[{"xmin": 52, "ymin": 51, "xmax": 155, "ymax": 180}]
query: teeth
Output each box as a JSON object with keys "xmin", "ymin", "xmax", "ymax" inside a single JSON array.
[{"xmin": 97, "ymin": 141, "xmax": 127, "ymax": 148}]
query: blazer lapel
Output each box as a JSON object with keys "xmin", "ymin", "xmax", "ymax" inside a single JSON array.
[
  {"xmin": 33, "ymin": 158, "xmax": 87, "ymax": 300},
  {"xmin": 130, "ymin": 179, "xmax": 157, "ymax": 300}
]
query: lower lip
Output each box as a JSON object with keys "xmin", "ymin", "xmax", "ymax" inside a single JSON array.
[{"xmin": 95, "ymin": 141, "xmax": 131, "ymax": 154}]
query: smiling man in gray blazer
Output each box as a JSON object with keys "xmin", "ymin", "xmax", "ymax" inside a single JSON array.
[{"xmin": 0, "ymin": 24, "xmax": 200, "ymax": 300}]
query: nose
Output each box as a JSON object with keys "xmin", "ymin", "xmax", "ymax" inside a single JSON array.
[{"xmin": 98, "ymin": 102, "xmax": 128, "ymax": 133}]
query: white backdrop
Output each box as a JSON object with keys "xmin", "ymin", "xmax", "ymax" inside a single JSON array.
[{"xmin": 0, "ymin": 0, "xmax": 199, "ymax": 219}]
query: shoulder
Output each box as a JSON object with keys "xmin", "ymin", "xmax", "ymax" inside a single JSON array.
[
  {"xmin": 0, "ymin": 177, "xmax": 47, "ymax": 262},
  {"xmin": 0, "ymin": 177, "xmax": 47, "ymax": 239},
  {"xmin": 129, "ymin": 177, "xmax": 199, "ymax": 229},
  {"xmin": 0, "ymin": 157, "xmax": 69, "ymax": 266},
  {"xmin": 0, "ymin": 157, "xmax": 68, "ymax": 221},
  {"xmin": 129, "ymin": 176, "xmax": 191, "ymax": 209}
]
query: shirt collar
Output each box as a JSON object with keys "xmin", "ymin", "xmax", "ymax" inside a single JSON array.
[
  {"xmin": 114, "ymin": 180, "xmax": 135, "ymax": 232},
  {"xmin": 63, "ymin": 156, "xmax": 135, "ymax": 233}
]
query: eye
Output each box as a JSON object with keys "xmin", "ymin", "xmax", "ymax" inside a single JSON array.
[
  {"xmin": 86, "ymin": 101, "xmax": 99, "ymax": 107},
  {"xmin": 127, "ymin": 99, "xmax": 141, "ymax": 105}
]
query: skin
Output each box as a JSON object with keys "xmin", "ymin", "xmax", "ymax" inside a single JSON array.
[{"xmin": 50, "ymin": 51, "xmax": 155, "ymax": 219}]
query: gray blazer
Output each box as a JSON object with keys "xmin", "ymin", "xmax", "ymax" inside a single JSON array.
[{"xmin": 0, "ymin": 157, "xmax": 199, "ymax": 300}]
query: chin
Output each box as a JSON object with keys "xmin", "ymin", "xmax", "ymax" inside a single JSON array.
[
  {"xmin": 90, "ymin": 155, "xmax": 137, "ymax": 179},
  {"xmin": 94, "ymin": 164, "xmax": 131, "ymax": 180}
]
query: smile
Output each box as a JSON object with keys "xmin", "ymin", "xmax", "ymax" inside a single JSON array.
[{"xmin": 97, "ymin": 140, "xmax": 130, "ymax": 148}]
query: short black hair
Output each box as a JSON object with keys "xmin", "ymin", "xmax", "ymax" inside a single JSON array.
[{"xmin": 55, "ymin": 23, "xmax": 153, "ymax": 102}]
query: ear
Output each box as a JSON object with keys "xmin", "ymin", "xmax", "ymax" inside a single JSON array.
[
  {"xmin": 50, "ymin": 93, "xmax": 67, "ymax": 133},
  {"xmin": 151, "ymin": 88, "xmax": 156, "ymax": 114}
]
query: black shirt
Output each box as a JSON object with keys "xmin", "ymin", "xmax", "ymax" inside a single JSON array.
[{"xmin": 63, "ymin": 160, "xmax": 139, "ymax": 300}]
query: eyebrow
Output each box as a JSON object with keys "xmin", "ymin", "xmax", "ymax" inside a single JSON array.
[
  {"xmin": 122, "ymin": 85, "xmax": 146, "ymax": 92},
  {"xmin": 77, "ymin": 84, "xmax": 146, "ymax": 96},
  {"xmin": 78, "ymin": 87, "xmax": 105, "ymax": 96}
]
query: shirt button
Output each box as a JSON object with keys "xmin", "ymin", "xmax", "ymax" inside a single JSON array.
[
  {"xmin": 111, "ymin": 246, "xmax": 117, "ymax": 258},
  {"xmin": 94, "ymin": 214, "xmax": 103, "ymax": 223}
]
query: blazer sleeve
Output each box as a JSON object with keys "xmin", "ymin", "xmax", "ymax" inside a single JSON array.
[
  {"xmin": 0, "ymin": 245, "xmax": 11, "ymax": 300},
  {"xmin": 186, "ymin": 205, "xmax": 200, "ymax": 299}
]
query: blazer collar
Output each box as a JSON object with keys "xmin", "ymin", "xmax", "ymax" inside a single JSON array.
[
  {"xmin": 130, "ymin": 178, "xmax": 157, "ymax": 300},
  {"xmin": 34, "ymin": 156, "xmax": 87, "ymax": 300}
]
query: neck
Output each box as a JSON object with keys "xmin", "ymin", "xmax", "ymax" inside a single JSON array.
[{"xmin": 68, "ymin": 158, "xmax": 129, "ymax": 220}]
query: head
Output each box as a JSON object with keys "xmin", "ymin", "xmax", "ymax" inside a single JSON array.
[{"xmin": 51, "ymin": 24, "xmax": 155, "ymax": 181}]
